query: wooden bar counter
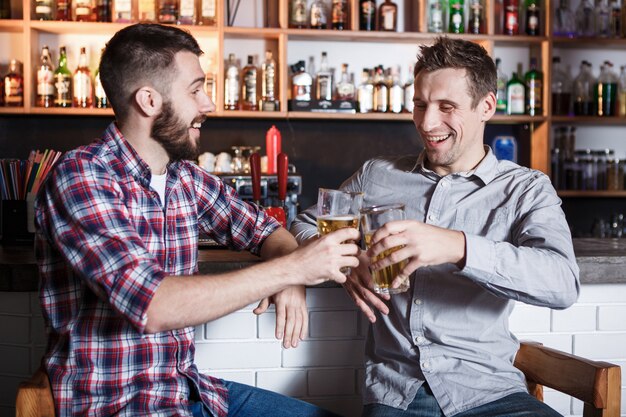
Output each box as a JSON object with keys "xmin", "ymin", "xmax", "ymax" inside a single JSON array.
[{"xmin": 1, "ymin": 238, "xmax": 625, "ymax": 292}]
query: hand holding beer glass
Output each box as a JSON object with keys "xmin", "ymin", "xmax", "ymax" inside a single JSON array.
[
  {"xmin": 361, "ymin": 203, "xmax": 409, "ymax": 295},
  {"xmin": 316, "ymin": 188, "xmax": 364, "ymax": 273}
]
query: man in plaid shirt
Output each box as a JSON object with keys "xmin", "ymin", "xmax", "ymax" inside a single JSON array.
[{"xmin": 34, "ymin": 23, "xmax": 359, "ymax": 417}]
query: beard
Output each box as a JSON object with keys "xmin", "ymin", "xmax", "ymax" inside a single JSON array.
[{"xmin": 151, "ymin": 100, "xmax": 206, "ymax": 162}]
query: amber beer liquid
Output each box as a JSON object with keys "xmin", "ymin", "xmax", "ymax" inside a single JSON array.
[
  {"xmin": 317, "ymin": 215, "xmax": 359, "ymax": 236},
  {"xmin": 365, "ymin": 232, "xmax": 408, "ymax": 294}
]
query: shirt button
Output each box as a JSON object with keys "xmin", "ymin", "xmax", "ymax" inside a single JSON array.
[
  {"xmin": 422, "ymin": 360, "xmax": 430, "ymax": 370},
  {"xmin": 179, "ymin": 394, "xmax": 185, "ymax": 401},
  {"xmin": 414, "ymin": 298, "xmax": 422, "ymax": 305},
  {"xmin": 428, "ymin": 214, "xmax": 437, "ymax": 222},
  {"xmin": 440, "ymin": 181, "xmax": 448, "ymax": 188},
  {"xmin": 415, "ymin": 336, "xmax": 426, "ymax": 345}
]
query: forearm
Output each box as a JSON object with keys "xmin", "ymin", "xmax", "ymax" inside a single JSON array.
[{"xmin": 260, "ymin": 227, "xmax": 299, "ymax": 260}]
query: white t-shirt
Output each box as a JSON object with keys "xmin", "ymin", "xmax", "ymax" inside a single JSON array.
[{"xmin": 150, "ymin": 173, "xmax": 167, "ymax": 207}]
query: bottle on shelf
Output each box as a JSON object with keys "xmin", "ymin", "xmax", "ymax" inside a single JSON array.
[
  {"xmin": 157, "ymin": 0, "xmax": 178, "ymax": 23},
  {"xmin": 388, "ymin": 66, "xmax": 404, "ymax": 114},
  {"xmin": 448, "ymin": 0, "xmax": 465, "ymax": 33},
  {"xmin": 3, "ymin": 60, "xmax": 24, "ymax": 107},
  {"xmin": 290, "ymin": 60, "xmax": 312, "ymax": 102},
  {"xmin": 260, "ymin": 50, "xmax": 278, "ymax": 111},
  {"xmin": 554, "ymin": 0, "xmax": 576, "ymax": 37},
  {"xmin": 495, "ymin": 58, "xmax": 508, "ymax": 114},
  {"xmin": 404, "ymin": 64, "xmax": 414, "ymax": 114},
  {"xmin": 177, "ymin": 0, "xmax": 195, "ymax": 24},
  {"xmin": 204, "ymin": 56, "xmax": 217, "ymax": 105},
  {"xmin": 609, "ymin": 0, "xmax": 621, "ymax": 37},
  {"xmin": 96, "ymin": 0, "xmax": 111, "ymax": 21},
  {"xmin": 359, "ymin": 0, "xmax": 376, "ymax": 31},
  {"xmin": 53, "ymin": 46, "xmax": 72, "ymax": 108},
  {"xmin": 468, "ymin": 0, "xmax": 485, "ymax": 34},
  {"xmin": 35, "ymin": 0, "xmax": 54, "ymax": 19},
  {"xmin": 379, "ymin": 0, "xmax": 398, "ymax": 31},
  {"xmin": 138, "ymin": 0, "xmax": 157, "ymax": 21},
  {"xmin": 315, "ymin": 51, "xmax": 333, "ymax": 101},
  {"xmin": 373, "ymin": 66, "xmax": 388, "ymax": 112},
  {"xmin": 36, "ymin": 45, "xmax": 55, "ymax": 108},
  {"xmin": 56, "ymin": 0, "xmax": 70, "ymax": 20},
  {"xmin": 595, "ymin": 61, "xmax": 618, "ymax": 117},
  {"xmin": 573, "ymin": 60, "xmax": 596, "ymax": 116},
  {"xmin": 524, "ymin": 0, "xmax": 540, "ymax": 35},
  {"xmin": 618, "ymin": 65, "xmax": 626, "ymax": 117},
  {"xmin": 357, "ymin": 68, "xmax": 374, "ymax": 113},
  {"xmin": 551, "ymin": 56, "xmax": 572, "ymax": 116},
  {"xmin": 289, "ymin": 0, "xmax": 307, "ymax": 28},
  {"xmin": 594, "ymin": 0, "xmax": 611, "ymax": 38},
  {"xmin": 73, "ymin": 0, "xmax": 94, "ymax": 21},
  {"xmin": 503, "ymin": 0, "xmax": 519, "ymax": 35},
  {"xmin": 224, "ymin": 53, "xmax": 240, "ymax": 110},
  {"xmin": 0, "ymin": 0, "xmax": 10, "ymax": 18},
  {"xmin": 309, "ymin": 0, "xmax": 328, "ymax": 29},
  {"xmin": 428, "ymin": 0, "xmax": 446, "ymax": 33},
  {"xmin": 112, "ymin": 0, "xmax": 132, "ymax": 22},
  {"xmin": 574, "ymin": 0, "xmax": 594, "ymax": 37},
  {"xmin": 494, "ymin": 0, "xmax": 504, "ymax": 33},
  {"xmin": 331, "ymin": 0, "xmax": 348, "ymax": 30},
  {"xmin": 197, "ymin": 0, "xmax": 215, "ymax": 25},
  {"xmin": 525, "ymin": 57, "xmax": 542, "ymax": 116},
  {"xmin": 506, "ymin": 69, "xmax": 525, "ymax": 115},
  {"xmin": 94, "ymin": 48, "xmax": 108, "ymax": 109},
  {"xmin": 241, "ymin": 55, "xmax": 258, "ymax": 111},
  {"xmin": 336, "ymin": 63, "xmax": 356, "ymax": 101},
  {"xmin": 73, "ymin": 47, "xmax": 93, "ymax": 108}
]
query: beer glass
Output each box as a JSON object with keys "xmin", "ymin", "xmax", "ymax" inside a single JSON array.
[{"xmin": 360, "ymin": 203, "xmax": 409, "ymax": 295}]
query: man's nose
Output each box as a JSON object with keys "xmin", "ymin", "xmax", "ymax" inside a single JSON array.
[
  {"xmin": 419, "ymin": 107, "xmax": 440, "ymax": 131},
  {"xmin": 201, "ymin": 89, "xmax": 216, "ymax": 114}
]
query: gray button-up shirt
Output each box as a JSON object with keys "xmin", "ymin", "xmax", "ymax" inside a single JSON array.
[{"xmin": 291, "ymin": 149, "xmax": 579, "ymax": 416}]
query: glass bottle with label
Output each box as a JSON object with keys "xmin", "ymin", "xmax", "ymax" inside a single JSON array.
[
  {"xmin": 112, "ymin": 0, "xmax": 132, "ymax": 22},
  {"xmin": 54, "ymin": 46, "xmax": 72, "ymax": 108},
  {"xmin": 177, "ymin": 0, "xmax": 195, "ymax": 24},
  {"xmin": 373, "ymin": 66, "xmax": 388, "ymax": 112},
  {"xmin": 595, "ymin": 61, "xmax": 618, "ymax": 117},
  {"xmin": 260, "ymin": 50, "xmax": 278, "ymax": 111},
  {"xmin": 503, "ymin": 0, "xmax": 519, "ymax": 35},
  {"xmin": 495, "ymin": 58, "xmax": 508, "ymax": 114},
  {"xmin": 506, "ymin": 70, "xmax": 525, "ymax": 115},
  {"xmin": 315, "ymin": 51, "xmax": 333, "ymax": 101},
  {"xmin": 37, "ymin": 45, "xmax": 54, "ymax": 108},
  {"xmin": 94, "ymin": 48, "xmax": 108, "ymax": 109},
  {"xmin": 73, "ymin": 0, "xmax": 94, "ymax": 21},
  {"xmin": 73, "ymin": 47, "xmax": 93, "ymax": 108},
  {"xmin": 573, "ymin": 60, "xmax": 596, "ymax": 116},
  {"xmin": 4, "ymin": 60, "xmax": 24, "ymax": 107},
  {"xmin": 56, "ymin": 0, "xmax": 70, "ymax": 20},
  {"xmin": 96, "ymin": 0, "xmax": 111, "ymax": 21},
  {"xmin": 428, "ymin": 0, "xmax": 445, "ymax": 32},
  {"xmin": 448, "ymin": 0, "xmax": 464, "ymax": 33},
  {"xmin": 203, "ymin": 56, "xmax": 217, "ymax": 105},
  {"xmin": 137, "ymin": 0, "xmax": 156, "ymax": 21},
  {"xmin": 610, "ymin": 0, "xmax": 621, "ymax": 37},
  {"xmin": 197, "ymin": 0, "xmax": 215, "ymax": 25},
  {"xmin": 595, "ymin": 0, "xmax": 611, "ymax": 37},
  {"xmin": 309, "ymin": 0, "xmax": 327, "ymax": 29},
  {"xmin": 468, "ymin": 0, "xmax": 484, "ymax": 33},
  {"xmin": 331, "ymin": 0, "xmax": 348, "ymax": 30},
  {"xmin": 158, "ymin": 0, "xmax": 177, "ymax": 23},
  {"xmin": 388, "ymin": 66, "xmax": 404, "ymax": 114},
  {"xmin": 359, "ymin": 0, "xmax": 376, "ymax": 31},
  {"xmin": 618, "ymin": 65, "xmax": 626, "ymax": 117},
  {"xmin": 290, "ymin": 60, "xmax": 312, "ymax": 102},
  {"xmin": 357, "ymin": 68, "xmax": 374, "ymax": 113},
  {"xmin": 574, "ymin": 0, "xmax": 594, "ymax": 36},
  {"xmin": 551, "ymin": 56, "xmax": 572, "ymax": 115},
  {"xmin": 336, "ymin": 63, "xmax": 355, "ymax": 101},
  {"xmin": 378, "ymin": 0, "xmax": 398, "ymax": 31},
  {"xmin": 554, "ymin": 0, "xmax": 575, "ymax": 37},
  {"xmin": 241, "ymin": 55, "xmax": 258, "ymax": 111},
  {"xmin": 289, "ymin": 0, "xmax": 307, "ymax": 28},
  {"xmin": 524, "ymin": 57, "xmax": 543, "ymax": 116},
  {"xmin": 524, "ymin": 0, "xmax": 540, "ymax": 34},
  {"xmin": 35, "ymin": 0, "xmax": 54, "ymax": 19},
  {"xmin": 404, "ymin": 65, "xmax": 414, "ymax": 113},
  {"xmin": 224, "ymin": 53, "xmax": 240, "ymax": 110}
]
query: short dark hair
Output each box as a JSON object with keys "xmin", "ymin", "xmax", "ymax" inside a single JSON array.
[
  {"xmin": 99, "ymin": 23, "xmax": 203, "ymax": 121},
  {"xmin": 414, "ymin": 37, "xmax": 496, "ymax": 109}
]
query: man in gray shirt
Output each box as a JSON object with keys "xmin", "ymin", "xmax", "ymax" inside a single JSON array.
[{"xmin": 291, "ymin": 37, "xmax": 579, "ymax": 417}]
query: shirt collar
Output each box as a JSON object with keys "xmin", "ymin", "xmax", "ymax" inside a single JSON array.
[{"xmin": 415, "ymin": 145, "xmax": 498, "ymax": 185}]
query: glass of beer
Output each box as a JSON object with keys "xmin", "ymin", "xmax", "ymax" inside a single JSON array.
[
  {"xmin": 316, "ymin": 188, "xmax": 364, "ymax": 273},
  {"xmin": 360, "ymin": 203, "xmax": 409, "ymax": 295}
]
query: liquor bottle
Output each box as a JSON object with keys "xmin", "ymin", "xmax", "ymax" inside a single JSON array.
[
  {"xmin": 524, "ymin": 0, "xmax": 540, "ymax": 35},
  {"xmin": 203, "ymin": 56, "xmax": 217, "ymax": 105},
  {"xmin": 448, "ymin": 0, "xmax": 464, "ymax": 33},
  {"xmin": 494, "ymin": 0, "xmax": 504, "ymax": 33},
  {"xmin": 554, "ymin": 0, "xmax": 575, "ymax": 37},
  {"xmin": 111, "ymin": 0, "xmax": 132, "ymax": 22},
  {"xmin": 36, "ymin": 45, "xmax": 54, "ymax": 108},
  {"xmin": 241, "ymin": 55, "xmax": 258, "ymax": 111},
  {"xmin": 315, "ymin": 51, "xmax": 333, "ymax": 100},
  {"xmin": 289, "ymin": 0, "xmax": 307, "ymax": 28},
  {"xmin": 96, "ymin": 0, "xmax": 111, "ymax": 21},
  {"xmin": 378, "ymin": 0, "xmax": 398, "ymax": 31},
  {"xmin": 138, "ymin": 0, "xmax": 157, "ymax": 21},
  {"xmin": 503, "ymin": 0, "xmax": 519, "ymax": 35},
  {"xmin": 331, "ymin": 0, "xmax": 348, "ymax": 30},
  {"xmin": 336, "ymin": 63, "xmax": 355, "ymax": 100},
  {"xmin": 260, "ymin": 50, "xmax": 278, "ymax": 111},
  {"xmin": 0, "ymin": 0, "xmax": 9, "ymax": 18},
  {"xmin": 4, "ymin": 60, "xmax": 24, "ymax": 107},
  {"xmin": 73, "ymin": 0, "xmax": 94, "ymax": 21},
  {"xmin": 290, "ymin": 60, "xmax": 312, "ymax": 101},
  {"xmin": 224, "ymin": 53, "xmax": 240, "ymax": 110},
  {"xmin": 551, "ymin": 56, "xmax": 572, "ymax": 115},
  {"xmin": 506, "ymin": 70, "xmax": 525, "ymax": 115},
  {"xmin": 357, "ymin": 68, "xmax": 374, "ymax": 113},
  {"xmin": 595, "ymin": 61, "xmax": 618, "ymax": 117},
  {"xmin": 573, "ymin": 60, "xmax": 596, "ymax": 116},
  {"xmin": 53, "ymin": 46, "xmax": 72, "ymax": 108},
  {"xmin": 388, "ymin": 66, "xmax": 404, "ymax": 114},
  {"xmin": 575, "ymin": 0, "xmax": 594, "ymax": 37},
  {"xmin": 618, "ymin": 65, "xmax": 626, "ymax": 117},
  {"xmin": 94, "ymin": 48, "xmax": 107, "ymax": 108},
  {"xmin": 524, "ymin": 57, "xmax": 543, "ymax": 116},
  {"xmin": 373, "ymin": 66, "xmax": 388, "ymax": 112},
  {"xmin": 468, "ymin": 0, "xmax": 485, "ymax": 34},
  {"xmin": 403, "ymin": 65, "xmax": 414, "ymax": 113},
  {"xmin": 610, "ymin": 0, "xmax": 621, "ymax": 37},
  {"xmin": 197, "ymin": 0, "xmax": 215, "ymax": 25},
  {"xmin": 35, "ymin": 0, "xmax": 54, "ymax": 19},
  {"xmin": 309, "ymin": 0, "xmax": 327, "ymax": 29},
  {"xmin": 359, "ymin": 0, "xmax": 376, "ymax": 31},
  {"xmin": 157, "ymin": 0, "xmax": 177, "ymax": 23},
  {"xmin": 595, "ymin": 0, "xmax": 611, "ymax": 37},
  {"xmin": 73, "ymin": 47, "xmax": 92, "ymax": 108},
  {"xmin": 428, "ymin": 0, "xmax": 445, "ymax": 32},
  {"xmin": 56, "ymin": 0, "xmax": 70, "ymax": 20},
  {"xmin": 495, "ymin": 58, "xmax": 508, "ymax": 114},
  {"xmin": 177, "ymin": 0, "xmax": 195, "ymax": 24}
]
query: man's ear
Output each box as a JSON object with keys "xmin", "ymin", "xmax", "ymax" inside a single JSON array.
[
  {"xmin": 480, "ymin": 91, "xmax": 497, "ymax": 121},
  {"xmin": 134, "ymin": 87, "xmax": 162, "ymax": 117}
]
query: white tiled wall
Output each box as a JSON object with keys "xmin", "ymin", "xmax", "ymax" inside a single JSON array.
[{"xmin": 1, "ymin": 285, "xmax": 624, "ymax": 417}]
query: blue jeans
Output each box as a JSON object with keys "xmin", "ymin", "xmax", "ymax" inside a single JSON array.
[
  {"xmin": 191, "ymin": 380, "xmax": 341, "ymax": 417},
  {"xmin": 362, "ymin": 384, "xmax": 562, "ymax": 417}
]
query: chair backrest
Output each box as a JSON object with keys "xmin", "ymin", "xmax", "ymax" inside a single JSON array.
[
  {"xmin": 15, "ymin": 366, "xmax": 55, "ymax": 417},
  {"xmin": 514, "ymin": 341, "xmax": 621, "ymax": 417}
]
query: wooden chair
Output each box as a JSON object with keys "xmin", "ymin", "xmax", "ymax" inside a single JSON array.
[
  {"xmin": 514, "ymin": 341, "xmax": 622, "ymax": 417},
  {"xmin": 16, "ymin": 343, "xmax": 621, "ymax": 417}
]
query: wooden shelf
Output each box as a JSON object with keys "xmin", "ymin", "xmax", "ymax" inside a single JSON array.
[
  {"xmin": 558, "ymin": 191, "xmax": 626, "ymax": 198},
  {"xmin": 552, "ymin": 36, "xmax": 626, "ymax": 49},
  {"xmin": 0, "ymin": 19, "xmax": 24, "ymax": 32},
  {"xmin": 552, "ymin": 116, "xmax": 626, "ymax": 125}
]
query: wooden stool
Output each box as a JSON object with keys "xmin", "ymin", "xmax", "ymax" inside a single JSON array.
[{"xmin": 15, "ymin": 366, "xmax": 55, "ymax": 417}]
